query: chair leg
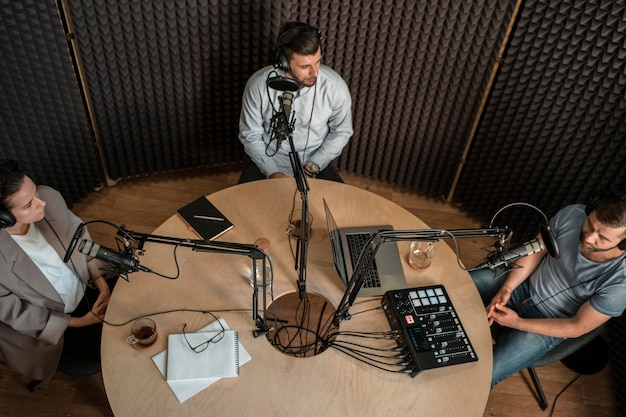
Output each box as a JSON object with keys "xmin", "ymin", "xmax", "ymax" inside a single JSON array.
[
  {"xmin": 27, "ymin": 379, "xmax": 42, "ymax": 392},
  {"xmin": 527, "ymin": 367, "xmax": 548, "ymax": 410}
]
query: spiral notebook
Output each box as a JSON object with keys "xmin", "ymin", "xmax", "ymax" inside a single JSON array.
[
  {"xmin": 166, "ymin": 330, "xmax": 239, "ymax": 382},
  {"xmin": 151, "ymin": 319, "xmax": 251, "ymax": 403}
]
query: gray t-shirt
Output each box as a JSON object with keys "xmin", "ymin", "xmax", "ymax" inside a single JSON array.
[{"xmin": 530, "ymin": 204, "xmax": 626, "ymax": 318}]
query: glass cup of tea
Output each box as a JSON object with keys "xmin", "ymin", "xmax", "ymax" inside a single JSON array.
[
  {"xmin": 286, "ymin": 208, "xmax": 313, "ymax": 238},
  {"xmin": 408, "ymin": 241, "xmax": 436, "ymax": 269},
  {"xmin": 250, "ymin": 238, "xmax": 272, "ymax": 290},
  {"xmin": 126, "ymin": 317, "xmax": 158, "ymax": 347}
]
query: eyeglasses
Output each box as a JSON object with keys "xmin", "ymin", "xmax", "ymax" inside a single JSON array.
[
  {"xmin": 0, "ymin": 160, "xmax": 18, "ymax": 198},
  {"xmin": 182, "ymin": 320, "xmax": 225, "ymax": 353}
]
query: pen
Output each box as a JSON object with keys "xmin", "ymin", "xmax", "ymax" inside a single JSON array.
[{"xmin": 193, "ymin": 215, "xmax": 225, "ymax": 221}]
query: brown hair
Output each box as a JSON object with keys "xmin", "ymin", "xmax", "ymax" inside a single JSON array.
[
  {"xmin": 279, "ymin": 22, "xmax": 322, "ymax": 62},
  {"xmin": 594, "ymin": 195, "xmax": 626, "ymax": 237},
  {"xmin": 0, "ymin": 160, "xmax": 26, "ymax": 213}
]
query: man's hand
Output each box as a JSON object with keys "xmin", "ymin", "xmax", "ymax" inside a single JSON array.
[
  {"xmin": 304, "ymin": 162, "xmax": 319, "ymax": 178},
  {"xmin": 489, "ymin": 302, "xmax": 521, "ymax": 329},
  {"xmin": 486, "ymin": 286, "xmax": 513, "ymax": 325}
]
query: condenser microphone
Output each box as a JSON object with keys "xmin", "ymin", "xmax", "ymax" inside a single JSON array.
[
  {"xmin": 473, "ymin": 238, "xmax": 545, "ymax": 270},
  {"xmin": 269, "ymin": 111, "xmax": 288, "ymax": 149},
  {"xmin": 268, "ymin": 92, "xmax": 294, "ymax": 150},
  {"xmin": 281, "ymin": 91, "xmax": 293, "ymax": 119},
  {"xmin": 78, "ymin": 240, "xmax": 151, "ymax": 273}
]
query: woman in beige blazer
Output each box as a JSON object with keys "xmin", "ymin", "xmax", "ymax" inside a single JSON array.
[{"xmin": 0, "ymin": 160, "xmax": 113, "ymax": 381}]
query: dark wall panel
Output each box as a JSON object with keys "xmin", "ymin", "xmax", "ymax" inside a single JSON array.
[
  {"xmin": 66, "ymin": 0, "xmax": 516, "ymax": 197},
  {"xmin": 333, "ymin": 1, "xmax": 517, "ymax": 198},
  {"xmin": 455, "ymin": 0, "xmax": 626, "ymax": 240},
  {"xmin": 66, "ymin": 0, "xmax": 261, "ymax": 178},
  {"xmin": 3, "ymin": 0, "xmax": 624, "ymax": 225},
  {"xmin": 0, "ymin": 0, "xmax": 102, "ymax": 203}
]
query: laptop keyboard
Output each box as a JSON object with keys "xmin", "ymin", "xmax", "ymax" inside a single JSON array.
[{"xmin": 346, "ymin": 233, "xmax": 381, "ymax": 288}]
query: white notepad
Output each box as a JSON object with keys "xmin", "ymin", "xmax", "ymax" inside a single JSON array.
[
  {"xmin": 166, "ymin": 330, "xmax": 239, "ymax": 382},
  {"xmin": 152, "ymin": 319, "xmax": 251, "ymax": 403}
]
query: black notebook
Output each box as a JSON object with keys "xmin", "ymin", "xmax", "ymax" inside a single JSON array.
[{"xmin": 177, "ymin": 196, "xmax": 234, "ymax": 240}]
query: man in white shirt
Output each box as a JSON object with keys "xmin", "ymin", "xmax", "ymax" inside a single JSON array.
[{"xmin": 238, "ymin": 22, "xmax": 353, "ymax": 183}]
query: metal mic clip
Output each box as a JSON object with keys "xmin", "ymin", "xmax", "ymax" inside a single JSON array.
[
  {"xmin": 253, "ymin": 326, "xmax": 274, "ymax": 338},
  {"xmin": 498, "ymin": 228, "xmax": 513, "ymax": 248}
]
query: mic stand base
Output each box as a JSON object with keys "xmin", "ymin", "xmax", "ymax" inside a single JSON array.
[
  {"xmin": 265, "ymin": 292, "xmax": 338, "ymax": 357},
  {"xmin": 332, "ymin": 311, "xmax": 351, "ymax": 327},
  {"xmin": 253, "ymin": 318, "xmax": 272, "ymax": 338}
]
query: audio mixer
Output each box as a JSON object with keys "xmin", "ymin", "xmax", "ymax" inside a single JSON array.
[{"xmin": 382, "ymin": 285, "xmax": 477, "ymax": 377}]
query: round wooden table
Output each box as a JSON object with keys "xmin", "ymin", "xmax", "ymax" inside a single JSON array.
[{"xmin": 102, "ymin": 178, "xmax": 491, "ymax": 417}]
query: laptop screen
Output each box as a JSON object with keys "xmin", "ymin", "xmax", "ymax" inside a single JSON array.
[{"xmin": 323, "ymin": 199, "xmax": 348, "ymax": 284}]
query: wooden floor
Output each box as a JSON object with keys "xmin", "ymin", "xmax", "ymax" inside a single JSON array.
[{"xmin": 0, "ymin": 170, "xmax": 616, "ymax": 416}]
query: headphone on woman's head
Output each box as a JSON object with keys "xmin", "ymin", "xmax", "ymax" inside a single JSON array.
[
  {"xmin": 585, "ymin": 188, "xmax": 626, "ymax": 250},
  {"xmin": 0, "ymin": 159, "xmax": 18, "ymax": 229},
  {"xmin": 273, "ymin": 22, "xmax": 323, "ymax": 74}
]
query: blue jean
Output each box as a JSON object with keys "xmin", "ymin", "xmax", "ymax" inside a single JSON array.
[{"xmin": 469, "ymin": 268, "xmax": 565, "ymax": 387}]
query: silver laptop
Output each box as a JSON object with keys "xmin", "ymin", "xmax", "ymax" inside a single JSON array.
[{"xmin": 323, "ymin": 199, "xmax": 407, "ymax": 297}]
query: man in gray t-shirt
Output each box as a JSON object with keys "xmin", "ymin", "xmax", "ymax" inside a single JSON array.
[{"xmin": 470, "ymin": 190, "xmax": 626, "ymax": 387}]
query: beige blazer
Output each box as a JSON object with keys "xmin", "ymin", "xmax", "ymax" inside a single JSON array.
[{"xmin": 0, "ymin": 186, "xmax": 109, "ymax": 380}]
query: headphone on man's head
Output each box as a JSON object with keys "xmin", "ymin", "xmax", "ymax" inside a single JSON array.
[
  {"xmin": 273, "ymin": 22, "xmax": 323, "ymax": 73},
  {"xmin": 0, "ymin": 159, "xmax": 18, "ymax": 229},
  {"xmin": 585, "ymin": 187, "xmax": 626, "ymax": 250}
]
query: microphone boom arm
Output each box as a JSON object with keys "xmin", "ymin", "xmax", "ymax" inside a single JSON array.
[
  {"xmin": 287, "ymin": 132, "xmax": 311, "ymax": 300},
  {"xmin": 106, "ymin": 226, "xmax": 272, "ymax": 337},
  {"xmin": 333, "ymin": 227, "xmax": 510, "ymax": 326}
]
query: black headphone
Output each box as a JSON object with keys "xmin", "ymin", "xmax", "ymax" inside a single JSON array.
[
  {"xmin": 273, "ymin": 22, "xmax": 323, "ymax": 73},
  {"xmin": 0, "ymin": 159, "xmax": 18, "ymax": 229},
  {"xmin": 585, "ymin": 188, "xmax": 626, "ymax": 250}
]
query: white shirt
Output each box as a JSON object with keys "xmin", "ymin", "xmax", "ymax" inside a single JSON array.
[
  {"xmin": 239, "ymin": 65, "xmax": 353, "ymax": 177},
  {"xmin": 11, "ymin": 224, "xmax": 84, "ymax": 313}
]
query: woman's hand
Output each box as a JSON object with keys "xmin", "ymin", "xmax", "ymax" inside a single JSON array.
[
  {"xmin": 90, "ymin": 277, "xmax": 111, "ymax": 319},
  {"xmin": 68, "ymin": 277, "xmax": 110, "ymax": 327}
]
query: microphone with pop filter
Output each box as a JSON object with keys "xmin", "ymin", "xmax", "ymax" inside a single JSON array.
[
  {"xmin": 488, "ymin": 202, "xmax": 560, "ymax": 260},
  {"xmin": 471, "ymin": 238, "xmax": 545, "ymax": 271},
  {"xmin": 267, "ymin": 75, "xmax": 300, "ymax": 92}
]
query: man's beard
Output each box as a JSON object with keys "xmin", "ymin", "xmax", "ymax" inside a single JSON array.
[{"xmin": 299, "ymin": 76, "xmax": 317, "ymax": 87}]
